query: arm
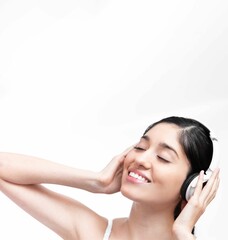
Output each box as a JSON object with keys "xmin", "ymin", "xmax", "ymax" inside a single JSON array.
[
  {"xmin": 0, "ymin": 152, "xmax": 99, "ymax": 191},
  {"xmin": 0, "ymin": 149, "xmax": 132, "ymax": 192},
  {"xmin": 0, "ymin": 148, "xmax": 131, "ymax": 239},
  {"xmin": 172, "ymin": 169, "xmax": 220, "ymax": 240}
]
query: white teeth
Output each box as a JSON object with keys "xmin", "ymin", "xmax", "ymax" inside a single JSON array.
[{"xmin": 129, "ymin": 172, "xmax": 149, "ymax": 182}]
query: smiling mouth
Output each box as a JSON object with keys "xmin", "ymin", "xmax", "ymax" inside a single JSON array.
[{"xmin": 128, "ymin": 171, "xmax": 151, "ymax": 183}]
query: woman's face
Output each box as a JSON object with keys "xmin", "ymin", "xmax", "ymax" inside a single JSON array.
[{"xmin": 121, "ymin": 123, "xmax": 191, "ymax": 207}]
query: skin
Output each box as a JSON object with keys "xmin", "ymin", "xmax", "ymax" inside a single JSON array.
[
  {"xmin": 0, "ymin": 123, "xmax": 220, "ymax": 240},
  {"xmin": 118, "ymin": 123, "xmax": 191, "ymax": 239}
]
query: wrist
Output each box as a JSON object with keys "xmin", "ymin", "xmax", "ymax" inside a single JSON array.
[
  {"xmin": 95, "ymin": 171, "xmax": 112, "ymax": 194},
  {"xmin": 66, "ymin": 169, "xmax": 103, "ymax": 193},
  {"xmin": 84, "ymin": 171, "xmax": 106, "ymax": 194},
  {"xmin": 172, "ymin": 225, "xmax": 196, "ymax": 240}
]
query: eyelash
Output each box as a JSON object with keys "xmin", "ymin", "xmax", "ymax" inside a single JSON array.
[
  {"xmin": 134, "ymin": 146, "xmax": 170, "ymax": 163},
  {"xmin": 134, "ymin": 146, "xmax": 145, "ymax": 150},
  {"xmin": 157, "ymin": 155, "xmax": 170, "ymax": 163}
]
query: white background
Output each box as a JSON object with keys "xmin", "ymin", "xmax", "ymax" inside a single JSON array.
[{"xmin": 0, "ymin": 0, "xmax": 227, "ymax": 239}]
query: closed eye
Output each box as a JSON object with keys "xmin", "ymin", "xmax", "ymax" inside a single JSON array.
[
  {"xmin": 134, "ymin": 146, "xmax": 146, "ymax": 151},
  {"xmin": 157, "ymin": 155, "xmax": 170, "ymax": 163}
]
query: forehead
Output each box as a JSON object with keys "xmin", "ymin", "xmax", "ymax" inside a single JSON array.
[
  {"xmin": 144, "ymin": 123, "xmax": 190, "ymax": 167},
  {"xmin": 144, "ymin": 123, "xmax": 181, "ymax": 145}
]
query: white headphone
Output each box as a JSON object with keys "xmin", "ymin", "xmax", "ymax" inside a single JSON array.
[{"xmin": 181, "ymin": 134, "xmax": 220, "ymax": 201}]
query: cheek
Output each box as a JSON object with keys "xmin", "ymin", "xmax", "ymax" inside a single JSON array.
[
  {"xmin": 154, "ymin": 166, "xmax": 189, "ymax": 197},
  {"xmin": 167, "ymin": 173, "xmax": 186, "ymax": 194}
]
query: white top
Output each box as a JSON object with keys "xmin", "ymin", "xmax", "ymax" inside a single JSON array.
[
  {"xmin": 102, "ymin": 219, "xmax": 201, "ymax": 239},
  {"xmin": 103, "ymin": 219, "xmax": 113, "ymax": 240}
]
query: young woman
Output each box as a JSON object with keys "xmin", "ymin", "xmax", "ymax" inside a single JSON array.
[{"xmin": 0, "ymin": 116, "xmax": 220, "ymax": 240}]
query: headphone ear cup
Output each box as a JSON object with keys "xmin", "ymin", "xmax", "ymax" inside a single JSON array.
[{"xmin": 180, "ymin": 173, "xmax": 199, "ymax": 201}]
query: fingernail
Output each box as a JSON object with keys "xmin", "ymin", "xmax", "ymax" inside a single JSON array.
[{"xmin": 200, "ymin": 170, "xmax": 204, "ymax": 179}]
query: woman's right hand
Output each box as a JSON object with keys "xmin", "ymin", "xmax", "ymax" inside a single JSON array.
[{"xmin": 96, "ymin": 146, "xmax": 133, "ymax": 194}]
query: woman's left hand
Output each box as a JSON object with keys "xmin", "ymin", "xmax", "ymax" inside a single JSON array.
[
  {"xmin": 173, "ymin": 169, "xmax": 220, "ymax": 239},
  {"xmin": 96, "ymin": 146, "xmax": 133, "ymax": 194}
]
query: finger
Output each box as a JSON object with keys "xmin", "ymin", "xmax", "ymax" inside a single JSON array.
[
  {"xmin": 205, "ymin": 177, "xmax": 220, "ymax": 204},
  {"xmin": 200, "ymin": 168, "xmax": 220, "ymax": 201},
  {"xmin": 122, "ymin": 145, "xmax": 135, "ymax": 156},
  {"xmin": 116, "ymin": 145, "xmax": 134, "ymax": 163},
  {"xmin": 205, "ymin": 169, "xmax": 220, "ymax": 192},
  {"xmin": 203, "ymin": 171, "xmax": 220, "ymax": 203},
  {"xmin": 105, "ymin": 145, "xmax": 134, "ymax": 174},
  {"xmin": 192, "ymin": 170, "xmax": 204, "ymax": 197}
]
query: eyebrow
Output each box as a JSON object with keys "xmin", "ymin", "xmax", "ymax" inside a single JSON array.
[{"xmin": 141, "ymin": 135, "xmax": 179, "ymax": 158}]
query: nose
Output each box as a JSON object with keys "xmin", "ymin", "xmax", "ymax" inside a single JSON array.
[{"xmin": 134, "ymin": 150, "xmax": 152, "ymax": 169}]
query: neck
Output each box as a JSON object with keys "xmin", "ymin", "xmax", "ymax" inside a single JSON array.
[{"xmin": 126, "ymin": 202, "xmax": 175, "ymax": 240}]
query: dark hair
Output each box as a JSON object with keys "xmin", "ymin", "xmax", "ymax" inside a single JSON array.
[
  {"xmin": 143, "ymin": 116, "xmax": 214, "ymax": 234},
  {"xmin": 143, "ymin": 116, "xmax": 213, "ymax": 175}
]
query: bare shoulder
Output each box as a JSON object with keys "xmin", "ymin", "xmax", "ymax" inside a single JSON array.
[
  {"xmin": 76, "ymin": 214, "xmax": 109, "ymax": 240},
  {"xmin": 108, "ymin": 217, "xmax": 128, "ymax": 239},
  {"xmin": 78, "ymin": 217, "xmax": 128, "ymax": 240},
  {"xmin": 112, "ymin": 217, "xmax": 128, "ymax": 226}
]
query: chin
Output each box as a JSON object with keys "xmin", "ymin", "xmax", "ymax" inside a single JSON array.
[
  {"xmin": 120, "ymin": 185, "xmax": 150, "ymax": 203},
  {"xmin": 120, "ymin": 185, "xmax": 136, "ymax": 201},
  {"xmin": 120, "ymin": 189, "xmax": 140, "ymax": 202},
  {"xmin": 120, "ymin": 185, "xmax": 178, "ymax": 207}
]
